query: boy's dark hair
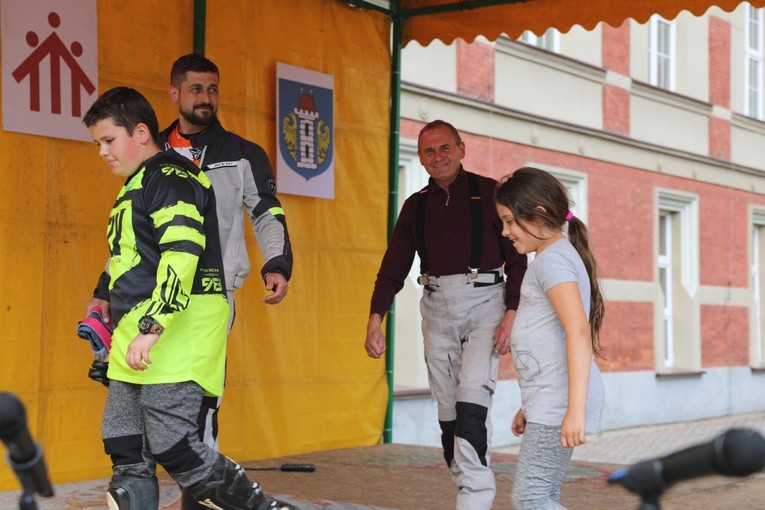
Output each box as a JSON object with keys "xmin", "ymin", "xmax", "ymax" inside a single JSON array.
[
  {"xmin": 170, "ymin": 53, "xmax": 220, "ymax": 88},
  {"xmin": 82, "ymin": 86, "xmax": 159, "ymax": 142}
]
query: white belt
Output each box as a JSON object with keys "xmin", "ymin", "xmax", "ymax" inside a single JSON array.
[{"xmin": 417, "ymin": 270, "xmax": 503, "ymax": 287}]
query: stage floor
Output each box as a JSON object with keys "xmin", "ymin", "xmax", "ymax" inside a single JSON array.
[{"xmin": 1, "ymin": 443, "xmax": 764, "ymax": 509}]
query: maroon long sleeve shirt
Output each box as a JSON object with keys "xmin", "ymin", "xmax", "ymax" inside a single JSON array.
[{"xmin": 370, "ymin": 168, "xmax": 527, "ymax": 317}]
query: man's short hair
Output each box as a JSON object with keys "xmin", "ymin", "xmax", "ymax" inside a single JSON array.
[
  {"xmin": 418, "ymin": 119, "xmax": 462, "ymax": 149},
  {"xmin": 82, "ymin": 86, "xmax": 159, "ymax": 142},
  {"xmin": 170, "ymin": 53, "xmax": 220, "ymax": 88}
]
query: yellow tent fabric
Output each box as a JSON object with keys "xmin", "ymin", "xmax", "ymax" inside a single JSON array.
[
  {"xmin": 400, "ymin": 0, "xmax": 765, "ymax": 46},
  {"xmin": 0, "ymin": 0, "xmax": 390, "ymax": 488}
]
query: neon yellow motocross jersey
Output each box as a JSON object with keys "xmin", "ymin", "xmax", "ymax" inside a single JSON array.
[{"xmin": 106, "ymin": 151, "xmax": 229, "ymax": 396}]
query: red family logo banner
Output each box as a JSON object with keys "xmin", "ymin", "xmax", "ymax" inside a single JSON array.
[{"xmin": 1, "ymin": 0, "xmax": 97, "ymax": 142}]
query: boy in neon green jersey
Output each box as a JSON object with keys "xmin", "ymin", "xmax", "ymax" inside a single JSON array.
[{"xmin": 83, "ymin": 86, "xmax": 293, "ymax": 510}]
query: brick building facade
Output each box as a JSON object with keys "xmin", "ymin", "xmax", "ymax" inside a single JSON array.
[{"xmin": 390, "ymin": 4, "xmax": 765, "ymax": 447}]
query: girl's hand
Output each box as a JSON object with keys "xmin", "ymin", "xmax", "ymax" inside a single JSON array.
[
  {"xmin": 560, "ymin": 412, "xmax": 586, "ymax": 448},
  {"xmin": 511, "ymin": 408, "xmax": 526, "ymax": 436}
]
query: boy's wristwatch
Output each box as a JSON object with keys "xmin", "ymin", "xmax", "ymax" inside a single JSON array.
[{"xmin": 138, "ymin": 316, "xmax": 164, "ymax": 335}]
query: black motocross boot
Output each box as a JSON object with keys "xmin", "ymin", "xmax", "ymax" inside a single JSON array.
[
  {"xmin": 106, "ymin": 475, "xmax": 159, "ymax": 509},
  {"xmin": 194, "ymin": 455, "xmax": 296, "ymax": 510}
]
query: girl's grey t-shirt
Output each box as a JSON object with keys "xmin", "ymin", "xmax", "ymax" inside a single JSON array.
[{"xmin": 510, "ymin": 238, "xmax": 604, "ymax": 434}]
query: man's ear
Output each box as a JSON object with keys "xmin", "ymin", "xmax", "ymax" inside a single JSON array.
[{"xmin": 169, "ymin": 86, "xmax": 179, "ymax": 105}]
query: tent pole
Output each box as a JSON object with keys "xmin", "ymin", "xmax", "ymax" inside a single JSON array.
[
  {"xmin": 383, "ymin": 1, "xmax": 403, "ymax": 445},
  {"xmin": 193, "ymin": 0, "xmax": 206, "ymax": 54}
]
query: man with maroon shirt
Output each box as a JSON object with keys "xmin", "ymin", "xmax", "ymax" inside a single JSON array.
[{"xmin": 365, "ymin": 120, "xmax": 526, "ymax": 510}]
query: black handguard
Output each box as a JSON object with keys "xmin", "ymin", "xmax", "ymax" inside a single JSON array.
[{"xmin": 88, "ymin": 359, "xmax": 109, "ymax": 387}]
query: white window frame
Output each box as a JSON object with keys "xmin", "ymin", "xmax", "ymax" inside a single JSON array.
[
  {"xmin": 648, "ymin": 14, "xmax": 676, "ymax": 91},
  {"xmin": 390, "ymin": 142, "xmax": 431, "ymax": 391},
  {"xmin": 745, "ymin": 4, "xmax": 764, "ymax": 119},
  {"xmin": 398, "ymin": 143, "xmax": 429, "ymax": 285},
  {"xmin": 526, "ymin": 165, "xmax": 586, "ymax": 266},
  {"xmin": 656, "ymin": 190, "xmax": 699, "ymax": 371},
  {"xmin": 750, "ymin": 207, "xmax": 765, "ymax": 367},
  {"xmin": 658, "ymin": 212, "xmax": 674, "ymax": 367}
]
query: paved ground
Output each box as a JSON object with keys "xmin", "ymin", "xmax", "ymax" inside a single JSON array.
[
  {"xmin": 494, "ymin": 410, "xmax": 765, "ymax": 466},
  {"xmin": 2, "ymin": 411, "xmax": 764, "ymax": 509}
]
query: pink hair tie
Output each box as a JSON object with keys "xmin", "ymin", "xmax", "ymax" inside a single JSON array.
[{"xmin": 565, "ymin": 211, "xmax": 574, "ymax": 222}]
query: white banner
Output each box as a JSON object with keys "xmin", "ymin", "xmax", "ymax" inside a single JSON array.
[{"xmin": 2, "ymin": 0, "xmax": 98, "ymax": 142}]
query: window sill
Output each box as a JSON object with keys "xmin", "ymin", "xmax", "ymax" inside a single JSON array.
[
  {"xmin": 393, "ymin": 386, "xmax": 431, "ymax": 399},
  {"xmin": 655, "ymin": 368, "xmax": 706, "ymax": 379}
]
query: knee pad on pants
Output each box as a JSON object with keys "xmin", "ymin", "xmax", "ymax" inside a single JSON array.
[
  {"xmin": 455, "ymin": 401, "xmax": 489, "ymax": 466},
  {"xmin": 107, "ymin": 475, "xmax": 158, "ymax": 510},
  {"xmin": 152, "ymin": 434, "xmax": 205, "ymax": 477},
  {"xmin": 439, "ymin": 419, "xmax": 456, "ymax": 467},
  {"xmin": 103, "ymin": 434, "xmax": 144, "ymax": 467}
]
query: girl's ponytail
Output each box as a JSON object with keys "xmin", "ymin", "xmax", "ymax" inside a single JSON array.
[{"xmin": 567, "ymin": 216, "xmax": 605, "ymax": 358}]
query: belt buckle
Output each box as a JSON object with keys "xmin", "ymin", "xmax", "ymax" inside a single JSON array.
[
  {"xmin": 468, "ymin": 268, "xmax": 478, "ymax": 280},
  {"xmin": 417, "ymin": 274, "xmax": 431, "ymax": 285}
]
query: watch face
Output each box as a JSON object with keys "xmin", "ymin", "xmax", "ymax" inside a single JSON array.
[
  {"xmin": 139, "ymin": 316, "xmax": 162, "ymax": 334},
  {"xmin": 138, "ymin": 317, "xmax": 151, "ymax": 334}
]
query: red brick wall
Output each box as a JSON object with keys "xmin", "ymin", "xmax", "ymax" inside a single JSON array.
[
  {"xmin": 709, "ymin": 16, "xmax": 731, "ymax": 160},
  {"xmin": 602, "ymin": 21, "xmax": 631, "ymax": 135},
  {"xmin": 599, "ymin": 302, "xmax": 655, "ymax": 371},
  {"xmin": 709, "ymin": 16, "xmax": 731, "ymax": 109},
  {"xmin": 701, "ymin": 304, "xmax": 750, "ymax": 366},
  {"xmin": 709, "ymin": 116, "xmax": 731, "ymax": 160},
  {"xmin": 602, "ymin": 21, "xmax": 630, "ymax": 75},
  {"xmin": 603, "ymin": 84, "xmax": 630, "ymax": 135},
  {"xmin": 697, "ymin": 185, "xmax": 754, "ymax": 288},
  {"xmin": 456, "ymin": 39, "xmax": 494, "ymax": 102}
]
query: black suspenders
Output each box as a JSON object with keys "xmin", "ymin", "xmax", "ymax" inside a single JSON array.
[{"xmin": 416, "ymin": 172, "xmax": 483, "ymax": 277}]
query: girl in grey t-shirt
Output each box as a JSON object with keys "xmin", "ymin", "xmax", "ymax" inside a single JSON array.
[{"xmin": 495, "ymin": 167, "xmax": 606, "ymax": 510}]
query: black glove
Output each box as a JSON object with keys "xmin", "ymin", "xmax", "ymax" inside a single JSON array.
[{"xmin": 88, "ymin": 359, "xmax": 109, "ymax": 387}]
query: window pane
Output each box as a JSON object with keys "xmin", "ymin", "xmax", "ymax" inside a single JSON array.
[{"xmin": 749, "ymin": 6, "xmax": 761, "ymax": 50}]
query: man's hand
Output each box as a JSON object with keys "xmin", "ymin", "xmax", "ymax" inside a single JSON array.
[
  {"xmin": 365, "ymin": 313, "xmax": 387, "ymax": 358},
  {"xmin": 493, "ymin": 309, "xmax": 516, "ymax": 355},
  {"xmin": 86, "ymin": 297, "xmax": 111, "ymax": 325},
  {"xmin": 126, "ymin": 333, "xmax": 160, "ymax": 371},
  {"xmin": 263, "ymin": 272, "xmax": 288, "ymax": 304}
]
